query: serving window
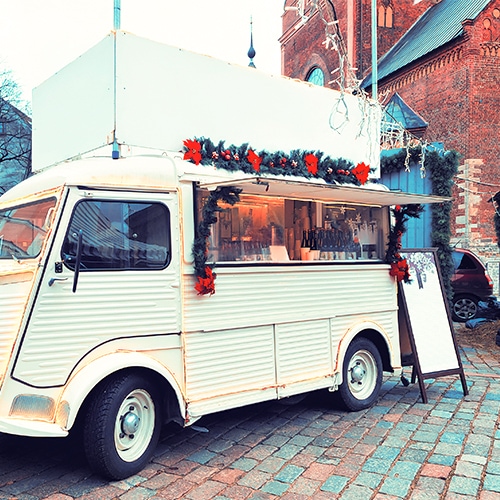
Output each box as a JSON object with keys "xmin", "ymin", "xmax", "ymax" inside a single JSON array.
[{"xmin": 196, "ymin": 190, "xmax": 386, "ymax": 262}]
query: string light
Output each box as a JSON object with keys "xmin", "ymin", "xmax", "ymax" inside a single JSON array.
[
  {"xmin": 419, "ymin": 140, "xmax": 427, "ymax": 178},
  {"xmin": 452, "ymin": 175, "xmax": 500, "ymax": 217},
  {"xmin": 454, "ymin": 176, "xmax": 500, "ymax": 189}
]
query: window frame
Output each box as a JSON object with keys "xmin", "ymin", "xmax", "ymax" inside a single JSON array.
[
  {"xmin": 196, "ymin": 189, "xmax": 387, "ymax": 265},
  {"xmin": 378, "ymin": 3, "xmax": 394, "ymax": 28},
  {"xmin": 306, "ymin": 67, "xmax": 325, "ymax": 87},
  {"xmin": 0, "ymin": 197, "xmax": 57, "ymax": 259},
  {"xmin": 61, "ymin": 198, "xmax": 172, "ymax": 272}
]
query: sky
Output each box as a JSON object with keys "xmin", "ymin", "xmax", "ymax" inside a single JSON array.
[{"xmin": 0, "ymin": 0, "xmax": 284, "ymax": 104}]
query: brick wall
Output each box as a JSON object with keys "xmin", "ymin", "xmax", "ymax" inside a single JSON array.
[
  {"xmin": 281, "ymin": 0, "xmax": 345, "ymax": 83},
  {"xmin": 281, "ymin": 0, "xmax": 429, "ymax": 82}
]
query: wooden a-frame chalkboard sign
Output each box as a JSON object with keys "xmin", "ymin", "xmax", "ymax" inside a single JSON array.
[{"xmin": 398, "ymin": 248, "xmax": 468, "ymax": 404}]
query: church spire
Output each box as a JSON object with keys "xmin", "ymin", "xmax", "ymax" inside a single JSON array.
[{"xmin": 248, "ymin": 16, "xmax": 256, "ymax": 68}]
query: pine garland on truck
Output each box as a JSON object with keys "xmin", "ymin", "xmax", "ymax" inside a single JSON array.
[
  {"xmin": 185, "ymin": 138, "xmax": 458, "ymax": 296},
  {"xmin": 183, "ymin": 138, "xmax": 371, "ymax": 186},
  {"xmin": 192, "ymin": 185, "xmax": 241, "ymax": 295},
  {"xmin": 184, "ymin": 137, "xmax": 372, "ymax": 295}
]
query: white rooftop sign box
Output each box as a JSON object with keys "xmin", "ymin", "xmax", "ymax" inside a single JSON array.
[{"xmin": 32, "ymin": 31, "xmax": 381, "ymax": 174}]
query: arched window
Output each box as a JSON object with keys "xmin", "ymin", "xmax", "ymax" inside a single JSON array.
[
  {"xmin": 306, "ymin": 67, "xmax": 325, "ymax": 86},
  {"xmin": 378, "ymin": 2, "xmax": 394, "ymax": 28}
]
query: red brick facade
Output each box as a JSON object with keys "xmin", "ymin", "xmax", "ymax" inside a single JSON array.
[
  {"xmin": 281, "ymin": 0, "xmax": 429, "ymax": 84},
  {"xmin": 281, "ymin": 0, "xmax": 500, "ymax": 289}
]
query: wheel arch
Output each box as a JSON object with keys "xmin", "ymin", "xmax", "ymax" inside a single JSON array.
[
  {"xmin": 452, "ymin": 292, "xmax": 481, "ymax": 302},
  {"xmin": 60, "ymin": 352, "xmax": 185, "ymax": 431},
  {"xmin": 336, "ymin": 322, "xmax": 394, "ymax": 378}
]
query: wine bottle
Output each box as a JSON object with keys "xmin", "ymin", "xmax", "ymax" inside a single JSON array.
[
  {"xmin": 300, "ymin": 230, "xmax": 310, "ymax": 260},
  {"xmin": 301, "ymin": 230, "xmax": 309, "ymax": 248},
  {"xmin": 310, "ymin": 230, "xmax": 318, "ymax": 251}
]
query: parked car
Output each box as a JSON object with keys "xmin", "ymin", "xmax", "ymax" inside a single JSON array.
[{"xmin": 451, "ymin": 248, "xmax": 495, "ymax": 322}]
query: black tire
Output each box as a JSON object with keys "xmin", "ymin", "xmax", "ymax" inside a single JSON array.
[
  {"xmin": 83, "ymin": 373, "xmax": 162, "ymax": 480},
  {"xmin": 452, "ymin": 295, "xmax": 478, "ymax": 322},
  {"xmin": 336, "ymin": 337, "xmax": 382, "ymax": 411}
]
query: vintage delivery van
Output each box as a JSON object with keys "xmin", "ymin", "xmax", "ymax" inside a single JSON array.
[
  {"xmin": 0, "ymin": 31, "xmax": 447, "ymax": 479},
  {"xmin": 0, "ymin": 154, "xmax": 446, "ymax": 479}
]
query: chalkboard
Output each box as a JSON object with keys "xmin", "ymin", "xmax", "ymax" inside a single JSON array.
[{"xmin": 398, "ymin": 249, "xmax": 468, "ymax": 403}]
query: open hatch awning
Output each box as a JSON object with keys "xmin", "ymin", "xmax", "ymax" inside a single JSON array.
[{"xmin": 199, "ymin": 176, "xmax": 451, "ymax": 206}]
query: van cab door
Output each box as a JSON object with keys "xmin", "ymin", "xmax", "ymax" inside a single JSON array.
[{"xmin": 12, "ymin": 188, "xmax": 181, "ymax": 388}]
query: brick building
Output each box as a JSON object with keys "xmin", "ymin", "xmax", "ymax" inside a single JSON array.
[
  {"xmin": 280, "ymin": 0, "xmax": 500, "ymax": 290},
  {"xmin": 0, "ymin": 99, "xmax": 31, "ymax": 194},
  {"xmin": 281, "ymin": 0, "xmax": 428, "ymax": 87}
]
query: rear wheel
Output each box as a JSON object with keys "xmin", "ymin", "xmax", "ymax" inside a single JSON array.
[
  {"xmin": 336, "ymin": 338, "xmax": 382, "ymax": 411},
  {"xmin": 83, "ymin": 373, "xmax": 161, "ymax": 480},
  {"xmin": 452, "ymin": 295, "xmax": 478, "ymax": 322}
]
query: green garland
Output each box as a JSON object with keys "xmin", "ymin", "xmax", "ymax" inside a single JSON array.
[
  {"xmin": 381, "ymin": 147, "xmax": 459, "ymax": 299},
  {"xmin": 189, "ymin": 139, "xmax": 459, "ymax": 297},
  {"xmin": 385, "ymin": 204, "xmax": 425, "ymax": 282},
  {"xmin": 184, "ymin": 137, "xmax": 372, "ymax": 186},
  {"xmin": 193, "ymin": 186, "xmax": 242, "ymax": 295},
  {"xmin": 186, "ymin": 136, "xmax": 371, "ymax": 295}
]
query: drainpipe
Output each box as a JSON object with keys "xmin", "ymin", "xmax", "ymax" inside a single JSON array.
[{"xmin": 371, "ymin": 0, "xmax": 378, "ymax": 101}]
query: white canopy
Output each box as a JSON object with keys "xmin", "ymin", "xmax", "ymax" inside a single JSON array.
[{"xmin": 199, "ymin": 176, "xmax": 451, "ymax": 206}]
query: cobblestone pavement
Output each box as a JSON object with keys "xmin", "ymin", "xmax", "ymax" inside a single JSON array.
[{"xmin": 1, "ymin": 343, "xmax": 500, "ymax": 500}]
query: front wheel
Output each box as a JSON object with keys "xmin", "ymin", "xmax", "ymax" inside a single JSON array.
[
  {"xmin": 336, "ymin": 337, "xmax": 382, "ymax": 411},
  {"xmin": 83, "ymin": 373, "xmax": 162, "ymax": 480}
]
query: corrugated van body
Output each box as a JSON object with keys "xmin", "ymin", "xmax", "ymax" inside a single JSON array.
[{"xmin": 182, "ymin": 263, "xmax": 398, "ymax": 417}]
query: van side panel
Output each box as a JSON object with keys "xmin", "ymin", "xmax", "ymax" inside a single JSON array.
[
  {"xmin": 184, "ymin": 325, "xmax": 277, "ymax": 416},
  {"xmin": 183, "ymin": 264, "xmax": 397, "ymax": 332},
  {"xmin": 0, "ymin": 272, "xmax": 36, "ymax": 384},
  {"xmin": 12, "ymin": 271, "xmax": 181, "ymax": 387},
  {"xmin": 182, "ymin": 264, "xmax": 398, "ymax": 417}
]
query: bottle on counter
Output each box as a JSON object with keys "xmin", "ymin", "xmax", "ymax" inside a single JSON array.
[{"xmin": 300, "ymin": 230, "xmax": 310, "ymax": 260}]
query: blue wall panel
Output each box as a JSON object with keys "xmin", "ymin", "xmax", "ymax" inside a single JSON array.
[{"xmin": 381, "ymin": 148, "xmax": 434, "ymax": 249}]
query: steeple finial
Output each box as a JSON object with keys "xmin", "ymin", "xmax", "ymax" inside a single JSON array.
[{"xmin": 248, "ymin": 16, "xmax": 256, "ymax": 68}]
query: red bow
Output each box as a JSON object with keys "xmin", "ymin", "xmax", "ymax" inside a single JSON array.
[
  {"xmin": 389, "ymin": 259, "xmax": 410, "ymax": 282},
  {"xmin": 247, "ymin": 149, "xmax": 262, "ymax": 172}
]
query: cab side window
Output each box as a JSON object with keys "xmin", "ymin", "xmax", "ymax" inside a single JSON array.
[{"xmin": 62, "ymin": 200, "xmax": 170, "ymax": 270}]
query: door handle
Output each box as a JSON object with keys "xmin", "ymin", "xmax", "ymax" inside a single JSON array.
[{"xmin": 48, "ymin": 277, "xmax": 69, "ymax": 287}]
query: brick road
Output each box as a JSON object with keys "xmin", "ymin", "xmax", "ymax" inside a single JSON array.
[{"xmin": 0, "ymin": 343, "xmax": 500, "ymax": 500}]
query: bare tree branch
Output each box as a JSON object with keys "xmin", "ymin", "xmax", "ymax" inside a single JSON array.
[{"xmin": 0, "ymin": 68, "xmax": 32, "ymax": 194}]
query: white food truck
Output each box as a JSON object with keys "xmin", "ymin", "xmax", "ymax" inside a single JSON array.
[{"xmin": 0, "ymin": 31, "xmax": 446, "ymax": 479}]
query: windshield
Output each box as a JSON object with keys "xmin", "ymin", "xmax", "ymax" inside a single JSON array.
[{"xmin": 0, "ymin": 198, "xmax": 57, "ymax": 259}]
